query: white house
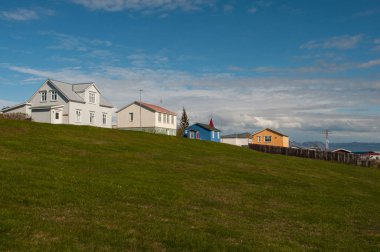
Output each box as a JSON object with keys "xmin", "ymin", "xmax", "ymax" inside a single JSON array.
[
  {"xmin": 0, "ymin": 79, "xmax": 114, "ymax": 128},
  {"xmin": 222, "ymin": 133, "xmax": 252, "ymax": 146},
  {"xmin": 116, "ymin": 101, "xmax": 177, "ymax": 136}
]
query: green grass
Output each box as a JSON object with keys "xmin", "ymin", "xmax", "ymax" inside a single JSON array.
[{"xmin": 1, "ymin": 118, "xmax": 380, "ymax": 251}]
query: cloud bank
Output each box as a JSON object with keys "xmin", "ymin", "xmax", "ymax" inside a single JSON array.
[{"xmin": 4, "ymin": 63, "xmax": 380, "ymax": 142}]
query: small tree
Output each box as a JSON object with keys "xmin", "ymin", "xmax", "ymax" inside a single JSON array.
[{"xmin": 177, "ymin": 107, "xmax": 189, "ymax": 137}]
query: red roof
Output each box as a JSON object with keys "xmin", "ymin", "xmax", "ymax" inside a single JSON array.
[{"xmin": 140, "ymin": 102, "xmax": 176, "ymax": 115}]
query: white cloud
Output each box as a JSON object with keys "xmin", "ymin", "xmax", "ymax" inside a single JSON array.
[
  {"xmin": 248, "ymin": 7, "xmax": 257, "ymax": 13},
  {"xmin": 0, "ymin": 8, "xmax": 55, "ymax": 21},
  {"xmin": 39, "ymin": 31, "xmax": 115, "ymax": 61},
  {"xmin": 301, "ymin": 35, "xmax": 363, "ymax": 50},
  {"xmin": 358, "ymin": 59, "xmax": 380, "ymax": 68},
  {"xmin": 373, "ymin": 38, "xmax": 380, "ymax": 51},
  {"xmin": 4, "ymin": 64, "xmax": 380, "ymax": 142},
  {"xmin": 0, "ymin": 8, "xmax": 39, "ymax": 21},
  {"xmin": 127, "ymin": 52, "xmax": 168, "ymax": 68},
  {"xmin": 71, "ymin": 0, "xmax": 215, "ymax": 13}
]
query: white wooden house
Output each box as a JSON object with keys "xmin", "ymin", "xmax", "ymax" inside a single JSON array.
[
  {"xmin": 222, "ymin": 133, "xmax": 252, "ymax": 146},
  {"xmin": 116, "ymin": 101, "xmax": 177, "ymax": 136},
  {"xmin": 0, "ymin": 79, "xmax": 114, "ymax": 128}
]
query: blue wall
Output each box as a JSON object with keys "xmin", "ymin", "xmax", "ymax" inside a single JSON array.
[{"xmin": 184, "ymin": 124, "xmax": 221, "ymax": 142}]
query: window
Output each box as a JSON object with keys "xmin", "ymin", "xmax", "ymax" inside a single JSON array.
[
  {"xmin": 90, "ymin": 112, "xmax": 95, "ymax": 124},
  {"xmin": 76, "ymin": 110, "xmax": 81, "ymax": 122},
  {"xmin": 257, "ymin": 136, "xmax": 261, "ymax": 143},
  {"xmin": 55, "ymin": 112, "xmax": 59, "ymax": 120},
  {"xmin": 129, "ymin": 112, "xmax": 134, "ymax": 122},
  {"xmin": 158, "ymin": 113, "xmax": 162, "ymax": 123},
  {"xmin": 103, "ymin": 113, "xmax": 107, "ymax": 125},
  {"xmin": 216, "ymin": 132, "xmax": 220, "ymax": 139},
  {"xmin": 212, "ymin": 131, "xmax": 215, "ymax": 138},
  {"xmin": 51, "ymin": 90, "xmax": 57, "ymax": 101},
  {"xmin": 264, "ymin": 136, "xmax": 272, "ymax": 143},
  {"xmin": 40, "ymin": 91, "xmax": 47, "ymax": 102},
  {"xmin": 171, "ymin": 115, "xmax": 174, "ymax": 124},
  {"xmin": 167, "ymin": 114, "xmax": 170, "ymax": 124},
  {"xmin": 163, "ymin": 114, "xmax": 167, "ymax": 124},
  {"xmin": 89, "ymin": 92, "xmax": 96, "ymax": 104}
]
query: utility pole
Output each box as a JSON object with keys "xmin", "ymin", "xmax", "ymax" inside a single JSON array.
[
  {"xmin": 322, "ymin": 129, "xmax": 331, "ymax": 151},
  {"xmin": 139, "ymin": 89, "xmax": 143, "ymax": 132}
]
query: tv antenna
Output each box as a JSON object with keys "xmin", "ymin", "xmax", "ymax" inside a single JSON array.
[{"xmin": 322, "ymin": 130, "xmax": 331, "ymax": 151}]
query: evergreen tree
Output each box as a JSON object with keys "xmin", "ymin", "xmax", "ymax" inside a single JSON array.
[{"xmin": 177, "ymin": 107, "xmax": 189, "ymax": 137}]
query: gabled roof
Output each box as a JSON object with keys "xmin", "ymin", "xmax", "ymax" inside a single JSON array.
[
  {"xmin": 116, "ymin": 101, "xmax": 176, "ymax": 115},
  {"xmin": 331, "ymin": 148, "xmax": 352, "ymax": 153},
  {"xmin": 253, "ymin": 128, "xmax": 288, "ymax": 137},
  {"xmin": 1, "ymin": 102, "xmax": 31, "ymax": 113},
  {"xmin": 28, "ymin": 79, "xmax": 113, "ymax": 108},
  {"xmin": 192, "ymin": 123, "xmax": 221, "ymax": 132},
  {"xmin": 222, "ymin": 132, "xmax": 251, "ymax": 139}
]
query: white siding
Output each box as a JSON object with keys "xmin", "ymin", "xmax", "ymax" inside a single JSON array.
[
  {"xmin": 117, "ymin": 103, "xmax": 155, "ymax": 128},
  {"xmin": 222, "ymin": 138, "xmax": 250, "ymax": 146},
  {"xmin": 2, "ymin": 104, "xmax": 32, "ymax": 116},
  {"xmin": 155, "ymin": 112, "xmax": 176, "ymax": 130},
  {"xmin": 68, "ymin": 102, "xmax": 113, "ymax": 128}
]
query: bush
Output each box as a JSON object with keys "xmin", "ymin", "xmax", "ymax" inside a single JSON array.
[{"xmin": 0, "ymin": 112, "xmax": 31, "ymax": 121}]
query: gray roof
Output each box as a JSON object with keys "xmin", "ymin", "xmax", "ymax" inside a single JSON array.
[
  {"xmin": 72, "ymin": 83, "xmax": 92, "ymax": 92},
  {"xmin": 222, "ymin": 132, "xmax": 251, "ymax": 139},
  {"xmin": 194, "ymin": 123, "xmax": 221, "ymax": 132},
  {"xmin": 39, "ymin": 79, "xmax": 113, "ymax": 108}
]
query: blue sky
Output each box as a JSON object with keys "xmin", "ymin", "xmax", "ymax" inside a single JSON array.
[{"xmin": 1, "ymin": 0, "xmax": 380, "ymax": 142}]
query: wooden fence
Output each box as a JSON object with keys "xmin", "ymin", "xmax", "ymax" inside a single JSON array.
[{"xmin": 248, "ymin": 144, "xmax": 377, "ymax": 167}]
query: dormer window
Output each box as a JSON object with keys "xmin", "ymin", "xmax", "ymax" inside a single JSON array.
[
  {"xmin": 51, "ymin": 90, "xmax": 57, "ymax": 101},
  {"xmin": 40, "ymin": 91, "xmax": 47, "ymax": 102},
  {"xmin": 89, "ymin": 92, "xmax": 96, "ymax": 104}
]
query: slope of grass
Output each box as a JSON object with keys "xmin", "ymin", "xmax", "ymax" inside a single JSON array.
[{"xmin": 1, "ymin": 118, "xmax": 380, "ymax": 251}]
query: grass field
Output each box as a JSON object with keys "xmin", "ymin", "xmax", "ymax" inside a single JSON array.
[{"xmin": 1, "ymin": 118, "xmax": 380, "ymax": 251}]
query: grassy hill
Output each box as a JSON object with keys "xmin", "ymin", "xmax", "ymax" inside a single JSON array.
[{"xmin": 1, "ymin": 118, "xmax": 380, "ymax": 251}]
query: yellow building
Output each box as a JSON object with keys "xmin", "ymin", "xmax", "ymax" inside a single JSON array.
[{"xmin": 252, "ymin": 128, "xmax": 289, "ymax": 147}]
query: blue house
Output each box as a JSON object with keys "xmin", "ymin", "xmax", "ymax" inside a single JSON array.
[{"xmin": 184, "ymin": 122, "xmax": 222, "ymax": 142}]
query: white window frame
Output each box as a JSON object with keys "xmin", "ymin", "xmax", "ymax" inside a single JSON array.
[
  {"xmin": 89, "ymin": 92, "xmax": 96, "ymax": 104},
  {"xmin": 212, "ymin": 131, "xmax": 215, "ymax": 138},
  {"xmin": 90, "ymin": 112, "xmax": 95, "ymax": 124},
  {"xmin": 129, "ymin": 112, "xmax": 134, "ymax": 122},
  {"xmin": 158, "ymin": 113, "xmax": 162, "ymax": 123},
  {"xmin": 257, "ymin": 136, "xmax": 261, "ymax": 143},
  {"xmin": 50, "ymin": 90, "xmax": 57, "ymax": 101},
  {"xmin": 171, "ymin": 115, "xmax": 174, "ymax": 124},
  {"xmin": 40, "ymin": 91, "xmax": 47, "ymax": 102},
  {"xmin": 102, "ymin": 113, "xmax": 107, "ymax": 125},
  {"xmin": 163, "ymin": 114, "xmax": 167, "ymax": 124},
  {"xmin": 216, "ymin": 132, "xmax": 220, "ymax": 139},
  {"xmin": 76, "ymin": 110, "xmax": 81, "ymax": 122},
  {"xmin": 167, "ymin": 114, "xmax": 170, "ymax": 124},
  {"xmin": 264, "ymin": 136, "xmax": 272, "ymax": 143}
]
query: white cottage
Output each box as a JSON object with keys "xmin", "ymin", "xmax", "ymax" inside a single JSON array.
[
  {"xmin": 222, "ymin": 133, "xmax": 252, "ymax": 147},
  {"xmin": 1, "ymin": 79, "xmax": 114, "ymax": 128},
  {"xmin": 116, "ymin": 101, "xmax": 177, "ymax": 136}
]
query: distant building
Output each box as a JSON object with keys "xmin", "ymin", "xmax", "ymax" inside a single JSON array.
[
  {"xmin": 332, "ymin": 148, "xmax": 352, "ymax": 154},
  {"xmin": 116, "ymin": 101, "xmax": 177, "ymax": 136},
  {"xmin": 184, "ymin": 119, "xmax": 221, "ymax": 142},
  {"xmin": 251, "ymin": 128, "xmax": 289, "ymax": 148},
  {"xmin": 222, "ymin": 132, "xmax": 252, "ymax": 146},
  {"xmin": 360, "ymin": 151, "xmax": 380, "ymax": 161},
  {"xmin": 0, "ymin": 79, "xmax": 114, "ymax": 128}
]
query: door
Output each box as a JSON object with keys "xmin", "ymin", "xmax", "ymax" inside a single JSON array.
[{"xmin": 51, "ymin": 109, "xmax": 63, "ymax": 124}]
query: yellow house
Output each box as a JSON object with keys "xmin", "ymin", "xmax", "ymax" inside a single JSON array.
[{"xmin": 252, "ymin": 128, "xmax": 289, "ymax": 147}]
